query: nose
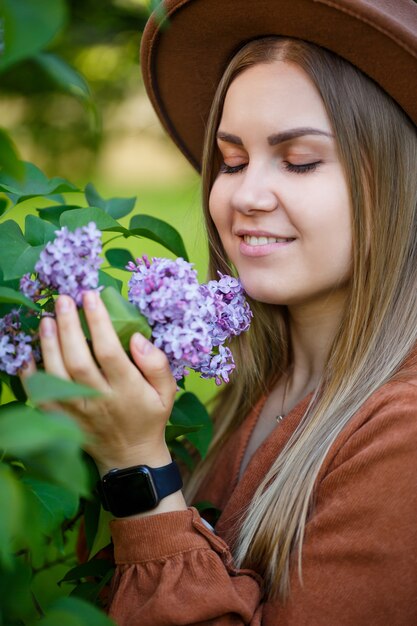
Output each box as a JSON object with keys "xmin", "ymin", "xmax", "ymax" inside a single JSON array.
[{"xmin": 230, "ymin": 164, "xmax": 279, "ymax": 214}]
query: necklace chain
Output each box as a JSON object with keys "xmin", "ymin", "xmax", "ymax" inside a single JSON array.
[{"xmin": 275, "ymin": 373, "xmax": 290, "ymax": 423}]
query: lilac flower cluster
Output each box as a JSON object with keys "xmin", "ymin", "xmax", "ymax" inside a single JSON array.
[
  {"xmin": 20, "ymin": 222, "xmax": 103, "ymax": 307},
  {"xmin": 0, "ymin": 310, "xmax": 34, "ymax": 375},
  {"xmin": 0, "ymin": 223, "xmax": 103, "ymax": 376},
  {"xmin": 127, "ymin": 256, "xmax": 252, "ymax": 384}
]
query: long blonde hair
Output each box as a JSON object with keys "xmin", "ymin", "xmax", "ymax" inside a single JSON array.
[{"xmin": 185, "ymin": 37, "xmax": 417, "ymax": 600}]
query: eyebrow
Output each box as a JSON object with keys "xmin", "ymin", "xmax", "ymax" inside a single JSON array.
[{"xmin": 216, "ymin": 127, "xmax": 334, "ymax": 146}]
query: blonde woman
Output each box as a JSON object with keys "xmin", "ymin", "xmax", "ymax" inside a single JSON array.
[{"xmin": 26, "ymin": 1, "xmax": 417, "ymax": 624}]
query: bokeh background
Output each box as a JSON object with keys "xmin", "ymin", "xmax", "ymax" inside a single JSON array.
[{"xmin": 1, "ymin": 0, "xmax": 217, "ymax": 405}]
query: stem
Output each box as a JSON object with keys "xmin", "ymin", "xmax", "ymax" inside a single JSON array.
[
  {"xmin": 14, "ymin": 548, "xmax": 30, "ymax": 558},
  {"xmin": 31, "ymin": 591, "xmax": 45, "ymax": 618},
  {"xmin": 62, "ymin": 508, "xmax": 84, "ymax": 532},
  {"xmin": 32, "ymin": 552, "xmax": 76, "ymax": 575},
  {"xmin": 102, "ymin": 234, "xmax": 123, "ymax": 248}
]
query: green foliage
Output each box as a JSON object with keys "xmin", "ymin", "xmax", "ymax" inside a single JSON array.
[
  {"xmin": 24, "ymin": 373, "xmax": 102, "ymax": 404},
  {"xmin": 0, "ymin": 285, "xmax": 41, "ymax": 311},
  {"xmin": 0, "ymin": 1, "xmax": 214, "ymax": 623},
  {"xmin": 0, "ymin": 220, "xmax": 48, "ymax": 280},
  {"xmin": 0, "ymin": 129, "xmax": 24, "ymax": 180},
  {"xmin": 0, "ymin": 0, "xmax": 67, "ymax": 72},
  {"xmin": 0, "ymin": 161, "xmax": 78, "ymax": 204},
  {"xmin": 85, "ymin": 183, "xmax": 136, "ymax": 220},
  {"xmin": 34, "ymin": 52, "xmax": 92, "ymax": 104},
  {"xmin": 100, "ymin": 286, "xmax": 151, "ymax": 350},
  {"xmin": 129, "ymin": 214, "xmax": 189, "ymax": 261},
  {"xmin": 105, "ymin": 248, "xmax": 135, "ymax": 271}
]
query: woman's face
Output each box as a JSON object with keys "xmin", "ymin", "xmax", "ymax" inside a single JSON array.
[{"xmin": 209, "ymin": 60, "xmax": 352, "ymax": 308}]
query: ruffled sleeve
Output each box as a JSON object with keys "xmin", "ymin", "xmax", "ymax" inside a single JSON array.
[{"xmin": 108, "ymin": 507, "xmax": 263, "ymax": 626}]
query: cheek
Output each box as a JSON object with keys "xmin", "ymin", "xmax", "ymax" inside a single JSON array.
[{"xmin": 208, "ymin": 182, "xmax": 230, "ymax": 234}]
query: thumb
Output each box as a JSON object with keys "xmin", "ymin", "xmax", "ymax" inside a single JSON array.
[{"xmin": 130, "ymin": 333, "xmax": 176, "ymax": 408}]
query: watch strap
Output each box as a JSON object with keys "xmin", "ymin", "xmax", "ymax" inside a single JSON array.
[{"xmin": 149, "ymin": 461, "xmax": 183, "ymax": 499}]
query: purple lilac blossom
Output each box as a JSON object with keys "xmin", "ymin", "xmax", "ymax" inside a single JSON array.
[
  {"xmin": 127, "ymin": 256, "xmax": 252, "ymax": 384},
  {"xmin": 199, "ymin": 345, "xmax": 235, "ymax": 385},
  {"xmin": 20, "ymin": 274, "xmax": 41, "ymax": 300},
  {"xmin": 201, "ymin": 273, "xmax": 252, "ymax": 345},
  {"xmin": 0, "ymin": 310, "xmax": 34, "ymax": 375},
  {"xmin": 28, "ymin": 222, "xmax": 103, "ymax": 306}
]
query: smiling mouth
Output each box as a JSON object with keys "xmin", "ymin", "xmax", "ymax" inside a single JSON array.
[{"xmin": 243, "ymin": 235, "xmax": 295, "ymax": 246}]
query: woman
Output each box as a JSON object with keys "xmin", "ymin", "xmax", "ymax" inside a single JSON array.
[{"xmin": 24, "ymin": 0, "xmax": 417, "ymax": 624}]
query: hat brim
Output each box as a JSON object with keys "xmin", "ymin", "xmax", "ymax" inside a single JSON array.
[{"xmin": 141, "ymin": 0, "xmax": 417, "ymax": 171}]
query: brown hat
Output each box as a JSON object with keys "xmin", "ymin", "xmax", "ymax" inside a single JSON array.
[{"xmin": 141, "ymin": 0, "xmax": 417, "ymax": 171}]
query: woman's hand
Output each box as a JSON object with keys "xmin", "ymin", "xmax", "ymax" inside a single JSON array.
[{"xmin": 21, "ymin": 290, "xmax": 177, "ymax": 477}]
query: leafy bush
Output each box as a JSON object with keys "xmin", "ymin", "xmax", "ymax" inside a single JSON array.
[{"xmin": 0, "ymin": 2, "xmax": 214, "ymax": 623}]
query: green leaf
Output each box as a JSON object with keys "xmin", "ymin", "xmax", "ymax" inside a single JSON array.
[
  {"xmin": 169, "ymin": 440, "xmax": 196, "ymax": 471},
  {"xmin": 60, "ymin": 207, "xmax": 128, "ymax": 234},
  {"xmin": 0, "ymin": 197, "xmax": 9, "ymax": 216},
  {"xmin": 0, "ymin": 285, "xmax": 40, "ymax": 311},
  {"xmin": 34, "ymin": 52, "xmax": 92, "ymax": 102},
  {"xmin": 25, "ymin": 441, "xmax": 89, "ymax": 497},
  {"xmin": 0, "ymin": 220, "xmax": 43, "ymax": 280},
  {"xmin": 129, "ymin": 214, "xmax": 189, "ymax": 261},
  {"xmin": 21, "ymin": 477, "xmax": 79, "ymax": 536},
  {"xmin": 98, "ymin": 270, "xmax": 123, "ymax": 293},
  {"xmin": 85, "ymin": 183, "xmax": 136, "ymax": 219},
  {"xmin": 0, "ymin": 0, "xmax": 67, "ymax": 72},
  {"xmin": 0, "ymin": 560, "xmax": 33, "ymax": 621},
  {"xmin": 0, "ymin": 129, "xmax": 24, "ymax": 179},
  {"xmin": 70, "ymin": 568, "xmax": 114, "ymax": 603},
  {"xmin": 165, "ymin": 423, "xmax": 203, "ymax": 443},
  {"xmin": 170, "ymin": 392, "xmax": 213, "ymax": 457},
  {"xmin": 83, "ymin": 497, "xmax": 101, "ymax": 553},
  {"xmin": 0, "ymin": 404, "xmax": 85, "ymax": 454},
  {"xmin": 10, "ymin": 374, "xmax": 27, "ymax": 402},
  {"xmin": 24, "ymin": 214, "xmax": 56, "ymax": 246},
  {"xmin": 25, "ymin": 371, "xmax": 102, "ymax": 404},
  {"xmin": 100, "ymin": 286, "xmax": 151, "ymax": 350},
  {"xmin": 38, "ymin": 595, "xmax": 116, "ymax": 626},
  {"xmin": 89, "ymin": 508, "xmax": 112, "ymax": 559},
  {"xmin": 0, "ymin": 162, "xmax": 78, "ymax": 204},
  {"xmin": 0, "ymin": 463, "xmax": 23, "ymax": 566},
  {"xmin": 37, "ymin": 204, "xmax": 83, "ymax": 227},
  {"xmin": 104, "ymin": 248, "xmax": 135, "ymax": 271},
  {"xmin": 60, "ymin": 558, "xmax": 114, "ymax": 584}
]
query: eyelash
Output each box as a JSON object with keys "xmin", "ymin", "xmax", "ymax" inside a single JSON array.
[{"xmin": 219, "ymin": 161, "xmax": 321, "ymax": 175}]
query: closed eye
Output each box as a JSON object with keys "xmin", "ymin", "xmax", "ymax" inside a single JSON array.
[
  {"xmin": 284, "ymin": 161, "xmax": 321, "ymax": 174},
  {"xmin": 219, "ymin": 162, "xmax": 247, "ymax": 175}
]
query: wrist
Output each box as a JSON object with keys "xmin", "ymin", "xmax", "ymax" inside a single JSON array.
[
  {"xmin": 115, "ymin": 490, "xmax": 187, "ymax": 520},
  {"xmin": 97, "ymin": 458, "xmax": 183, "ymax": 518},
  {"xmin": 97, "ymin": 444, "xmax": 172, "ymax": 478}
]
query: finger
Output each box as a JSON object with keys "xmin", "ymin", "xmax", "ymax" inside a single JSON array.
[
  {"xmin": 19, "ymin": 352, "xmax": 37, "ymax": 379},
  {"xmin": 39, "ymin": 316, "xmax": 71, "ymax": 380},
  {"xmin": 82, "ymin": 291, "xmax": 140, "ymax": 385},
  {"xmin": 130, "ymin": 332, "xmax": 177, "ymax": 409},
  {"xmin": 55, "ymin": 295, "xmax": 109, "ymax": 392},
  {"xmin": 19, "ymin": 352, "xmax": 66, "ymax": 414}
]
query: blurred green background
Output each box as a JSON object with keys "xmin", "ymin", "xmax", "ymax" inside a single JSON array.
[{"xmin": 0, "ymin": 0, "xmax": 218, "ymax": 407}]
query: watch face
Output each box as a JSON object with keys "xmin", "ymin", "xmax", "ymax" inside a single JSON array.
[{"xmin": 103, "ymin": 467, "xmax": 159, "ymax": 517}]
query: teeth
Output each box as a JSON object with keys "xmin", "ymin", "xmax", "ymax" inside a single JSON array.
[{"xmin": 243, "ymin": 235, "xmax": 292, "ymax": 246}]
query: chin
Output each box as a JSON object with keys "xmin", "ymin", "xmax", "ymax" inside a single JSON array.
[{"xmin": 239, "ymin": 279, "xmax": 286, "ymax": 305}]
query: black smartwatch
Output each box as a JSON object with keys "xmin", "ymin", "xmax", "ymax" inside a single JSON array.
[{"xmin": 97, "ymin": 461, "xmax": 183, "ymax": 518}]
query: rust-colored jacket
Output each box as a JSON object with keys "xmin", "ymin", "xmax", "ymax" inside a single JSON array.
[{"xmin": 108, "ymin": 364, "xmax": 417, "ymax": 625}]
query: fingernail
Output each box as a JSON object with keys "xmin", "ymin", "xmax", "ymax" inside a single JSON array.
[
  {"xmin": 40, "ymin": 316, "xmax": 54, "ymax": 338},
  {"xmin": 133, "ymin": 333, "xmax": 153, "ymax": 354},
  {"xmin": 84, "ymin": 291, "xmax": 98, "ymax": 310},
  {"xmin": 57, "ymin": 296, "xmax": 71, "ymax": 313}
]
